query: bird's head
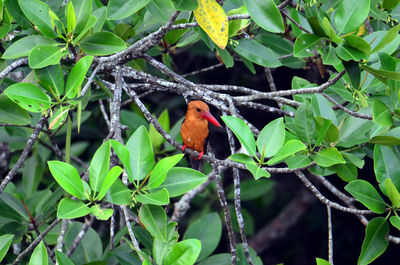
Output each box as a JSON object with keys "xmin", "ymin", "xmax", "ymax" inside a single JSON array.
[{"xmin": 187, "ymin": 101, "xmax": 221, "ymax": 127}]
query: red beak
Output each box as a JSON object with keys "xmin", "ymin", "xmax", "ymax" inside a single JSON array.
[{"xmin": 201, "ymin": 111, "xmax": 221, "ymax": 127}]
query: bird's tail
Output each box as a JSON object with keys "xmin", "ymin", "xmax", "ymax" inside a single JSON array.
[{"xmin": 188, "ymin": 156, "xmax": 205, "ymax": 172}]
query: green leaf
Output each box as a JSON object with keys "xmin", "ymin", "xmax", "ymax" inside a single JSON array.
[
  {"xmin": 390, "ymin": 216, "xmax": 400, "ymax": 230},
  {"xmin": 90, "ymin": 205, "xmax": 113, "ymax": 220},
  {"xmin": 311, "ymin": 94, "xmax": 337, "ymax": 125},
  {"xmin": 34, "ymin": 64, "xmax": 65, "ymax": 97},
  {"xmin": 171, "ymin": 0, "xmax": 197, "ymax": 11},
  {"xmin": 221, "ymin": 116, "xmax": 256, "ymax": 157},
  {"xmin": 105, "ymin": 179, "xmax": 131, "ymax": 205},
  {"xmin": 57, "ymin": 198, "xmax": 91, "ymax": 219},
  {"xmin": 4, "ymin": 83, "xmax": 51, "ymax": 113},
  {"xmin": 384, "ymin": 178, "xmax": 400, "ymax": 208},
  {"xmin": 316, "ymin": 258, "xmax": 331, "ymax": 265},
  {"xmin": 107, "ymin": 0, "xmax": 149, "ymax": 20},
  {"xmin": 343, "ymin": 35, "xmax": 371, "ymax": 55},
  {"xmin": 267, "ymin": 140, "xmax": 307, "ymax": 165},
  {"xmin": 72, "ymin": 0, "xmax": 92, "ymax": 34},
  {"xmin": 246, "ymin": 163, "xmax": 270, "ymax": 180},
  {"xmin": 372, "ymin": 99, "xmax": 393, "ymax": 126},
  {"xmin": 66, "ymin": 1, "xmax": 76, "ymax": 34},
  {"xmin": 48, "ymin": 106, "xmax": 69, "ymax": 130},
  {"xmin": 321, "ymin": 17, "xmax": 342, "ymax": 44},
  {"xmin": 372, "ymin": 24, "xmax": 400, "ymax": 53},
  {"xmin": 319, "ymin": 45, "xmax": 341, "ymax": 66},
  {"xmin": 126, "ymin": 126, "xmax": 155, "ymax": 181},
  {"xmin": 153, "ymin": 222, "xmax": 179, "ymax": 265},
  {"xmin": 336, "ymin": 44, "xmax": 368, "ymax": 61},
  {"xmin": 286, "ymin": 154, "xmax": 312, "ymax": 169},
  {"xmin": 342, "ymin": 60, "xmax": 361, "ymax": 90},
  {"xmin": 28, "ymin": 45, "xmax": 68, "ymax": 69},
  {"xmin": 243, "ymin": 0, "xmax": 284, "ymax": 33},
  {"xmin": 96, "ymin": 166, "xmax": 123, "ymax": 201},
  {"xmin": 183, "ymin": 213, "xmax": 221, "ymax": 262},
  {"xmin": 136, "ymin": 188, "xmax": 170, "ymax": 205},
  {"xmin": 373, "ymin": 145, "xmax": 400, "ymax": 189},
  {"xmin": 110, "ymin": 139, "xmax": 132, "ymax": 179},
  {"xmin": 338, "ymin": 110, "xmax": 374, "ymax": 147},
  {"xmin": 228, "ymin": 178, "xmax": 274, "ymax": 201},
  {"xmin": 314, "ymin": 147, "xmax": 346, "ymax": 167},
  {"xmin": 370, "ymin": 135, "xmax": 400, "ymax": 145},
  {"xmin": 79, "ymin": 31, "xmax": 126, "ymax": 56},
  {"xmin": 164, "ymin": 239, "xmax": 201, "ymax": 265},
  {"xmin": 55, "ymin": 250, "xmax": 75, "ymax": 265},
  {"xmin": 89, "ymin": 141, "xmax": 111, "ymax": 193},
  {"xmin": 229, "ymin": 153, "xmax": 255, "ymax": 164},
  {"xmin": 345, "ymin": 180, "xmax": 386, "ymax": 214},
  {"xmin": 358, "ymin": 217, "xmax": 389, "ymax": 265},
  {"xmin": 256, "ymin": 118, "xmax": 285, "ymax": 157},
  {"xmin": 92, "ymin": 6, "xmax": 106, "ymax": 32},
  {"xmin": 147, "ymin": 0, "xmax": 174, "ymax": 23},
  {"xmin": 2, "ymin": 35, "xmax": 57, "ymax": 59},
  {"xmin": 65, "ymin": 55, "xmax": 94, "ymax": 99},
  {"xmin": 29, "ymin": 241, "xmax": 48, "ymax": 265},
  {"xmin": 334, "ymin": 163, "xmax": 358, "ymax": 182},
  {"xmin": 139, "ymin": 204, "xmax": 167, "ymax": 241},
  {"xmin": 157, "ymin": 167, "xmax": 207, "ymax": 197},
  {"xmin": 198, "ymin": 254, "xmax": 231, "ymax": 265},
  {"xmin": 19, "ymin": 0, "xmax": 57, "ymax": 38},
  {"xmin": 293, "ymin": 34, "xmax": 322, "ymax": 58},
  {"xmin": 149, "ymin": 109, "xmax": 170, "ymax": 149},
  {"xmin": 236, "ymin": 243, "xmax": 263, "ymax": 265},
  {"xmin": 148, "ymin": 154, "xmax": 184, "ymax": 189},
  {"xmin": 0, "ymin": 234, "xmax": 14, "ymax": 262},
  {"xmin": 0, "ymin": 94, "xmax": 31, "ymax": 125},
  {"xmin": 334, "ymin": 0, "xmax": 370, "ymax": 34},
  {"xmin": 232, "ymin": 39, "xmax": 282, "ymax": 68},
  {"xmin": 73, "ymin": 15, "xmax": 97, "ymax": 43},
  {"xmin": 294, "ymin": 101, "xmax": 315, "ymax": 146},
  {"xmin": 216, "ymin": 47, "xmax": 234, "ymax": 68},
  {"xmin": 48, "ymin": 161, "xmax": 84, "ymax": 198},
  {"xmin": 361, "ymin": 64, "xmax": 400, "ymax": 81}
]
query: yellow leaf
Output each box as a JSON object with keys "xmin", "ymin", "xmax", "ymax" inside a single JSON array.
[
  {"xmin": 357, "ymin": 24, "xmax": 366, "ymax": 37},
  {"xmin": 194, "ymin": 0, "xmax": 228, "ymax": 49}
]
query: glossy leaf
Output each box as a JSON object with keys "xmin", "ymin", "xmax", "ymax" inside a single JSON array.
[
  {"xmin": 256, "ymin": 118, "xmax": 285, "ymax": 157},
  {"xmin": 316, "ymin": 258, "xmax": 331, "ymax": 265},
  {"xmin": 57, "ymin": 198, "xmax": 91, "ymax": 219},
  {"xmin": 153, "ymin": 222, "xmax": 179, "ymax": 265},
  {"xmin": 243, "ymin": 0, "xmax": 284, "ymax": 33},
  {"xmin": 139, "ymin": 204, "xmax": 167, "ymax": 241},
  {"xmin": 293, "ymin": 34, "xmax": 322, "ymax": 58},
  {"xmin": 232, "ymin": 39, "xmax": 282, "ymax": 68},
  {"xmin": 107, "ymin": 0, "xmax": 150, "ymax": 20},
  {"xmin": 72, "ymin": 0, "xmax": 92, "ymax": 34},
  {"xmin": 0, "ymin": 94, "xmax": 31, "ymax": 125},
  {"xmin": 370, "ymin": 136, "xmax": 400, "ymax": 146},
  {"xmin": 334, "ymin": 0, "xmax": 370, "ymax": 34},
  {"xmin": 164, "ymin": 239, "xmax": 201, "ymax": 265},
  {"xmin": 314, "ymin": 147, "xmax": 346, "ymax": 167},
  {"xmin": 294, "ymin": 101, "xmax": 315, "ymax": 146},
  {"xmin": 148, "ymin": 154, "xmax": 183, "ymax": 189},
  {"xmin": 157, "ymin": 167, "xmax": 207, "ymax": 197},
  {"xmin": 361, "ymin": 64, "xmax": 400, "ymax": 81},
  {"xmin": 126, "ymin": 126, "xmax": 155, "ymax": 181},
  {"xmin": 79, "ymin": 32, "xmax": 126, "ymax": 56},
  {"xmin": 390, "ymin": 216, "xmax": 400, "ymax": 230},
  {"xmin": 89, "ymin": 141, "xmax": 111, "ymax": 192},
  {"xmin": 371, "ymin": 24, "xmax": 400, "ymax": 53},
  {"xmin": 136, "ymin": 188, "xmax": 170, "ymax": 205},
  {"xmin": 48, "ymin": 106, "xmax": 69, "ymax": 130},
  {"xmin": 0, "ymin": 234, "xmax": 14, "ymax": 262},
  {"xmin": 105, "ymin": 179, "xmax": 131, "ymax": 205},
  {"xmin": 334, "ymin": 163, "xmax": 358, "ymax": 182},
  {"xmin": 338, "ymin": 110, "xmax": 374, "ymax": 148},
  {"xmin": 246, "ymin": 163, "xmax": 271, "ymax": 180},
  {"xmin": 343, "ymin": 60, "xmax": 361, "ymax": 90},
  {"xmin": 267, "ymin": 140, "xmax": 307, "ymax": 165},
  {"xmin": 194, "ymin": 0, "xmax": 228, "ymax": 49},
  {"xmin": 198, "ymin": 254, "xmax": 231, "ymax": 265},
  {"xmin": 48, "ymin": 161, "xmax": 84, "ymax": 199},
  {"xmin": 2, "ymin": 35, "xmax": 57, "ymax": 59},
  {"xmin": 229, "ymin": 153, "xmax": 255, "ymax": 164},
  {"xmin": 221, "ymin": 116, "xmax": 256, "ymax": 157},
  {"xmin": 149, "ymin": 109, "xmax": 170, "ymax": 149},
  {"xmin": 171, "ymin": 0, "xmax": 197, "ymax": 10},
  {"xmin": 372, "ymin": 99, "xmax": 393, "ymax": 126},
  {"xmin": 286, "ymin": 154, "xmax": 312, "ymax": 169},
  {"xmin": 29, "ymin": 241, "xmax": 48, "ymax": 265},
  {"xmin": 373, "ymin": 145, "xmax": 400, "ymax": 189},
  {"xmin": 19, "ymin": 0, "xmax": 57, "ymax": 38},
  {"xmin": 66, "ymin": 2, "xmax": 76, "ymax": 34},
  {"xmin": 55, "ymin": 250, "xmax": 75, "ymax": 265},
  {"xmin": 228, "ymin": 178, "xmax": 274, "ymax": 201},
  {"xmin": 96, "ymin": 166, "xmax": 123, "ymax": 201},
  {"xmin": 358, "ymin": 217, "xmax": 389, "ymax": 265},
  {"xmin": 345, "ymin": 180, "xmax": 386, "ymax": 214},
  {"xmin": 34, "ymin": 64, "xmax": 65, "ymax": 97},
  {"xmin": 65, "ymin": 55, "xmax": 94, "ymax": 99},
  {"xmin": 384, "ymin": 178, "xmax": 400, "ymax": 208},
  {"xmin": 90, "ymin": 205, "xmax": 113, "ymax": 220},
  {"xmin": 29, "ymin": 45, "xmax": 68, "ymax": 69},
  {"xmin": 4, "ymin": 83, "xmax": 51, "ymax": 113},
  {"xmin": 147, "ymin": 0, "xmax": 174, "ymax": 23},
  {"xmin": 183, "ymin": 212, "xmax": 222, "ymax": 261}
]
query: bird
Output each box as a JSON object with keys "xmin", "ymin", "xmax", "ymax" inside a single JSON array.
[{"xmin": 180, "ymin": 100, "xmax": 221, "ymax": 171}]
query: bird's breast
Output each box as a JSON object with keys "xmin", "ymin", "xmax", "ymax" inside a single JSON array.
[{"xmin": 181, "ymin": 119, "xmax": 209, "ymax": 152}]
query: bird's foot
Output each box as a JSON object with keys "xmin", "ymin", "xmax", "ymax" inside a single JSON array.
[
  {"xmin": 182, "ymin": 145, "xmax": 187, "ymax": 151},
  {"xmin": 198, "ymin": 150, "xmax": 204, "ymax": 160}
]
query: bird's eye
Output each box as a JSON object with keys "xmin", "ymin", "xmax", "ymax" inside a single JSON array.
[{"xmin": 196, "ymin": 108, "xmax": 201, "ymax": 112}]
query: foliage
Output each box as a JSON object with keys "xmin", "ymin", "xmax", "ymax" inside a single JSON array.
[{"xmin": 1, "ymin": 0, "xmax": 400, "ymax": 264}]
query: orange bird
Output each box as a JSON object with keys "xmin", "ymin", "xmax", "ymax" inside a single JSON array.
[{"xmin": 181, "ymin": 101, "xmax": 221, "ymax": 170}]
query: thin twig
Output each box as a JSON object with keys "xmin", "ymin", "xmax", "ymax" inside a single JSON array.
[
  {"xmin": 81, "ymin": 62, "xmax": 103, "ymax": 96},
  {"xmin": 0, "ymin": 114, "xmax": 47, "ymax": 194},
  {"xmin": 56, "ymin": 220, "xmax": 68, "ymax": 252},
  {"xmin": 327, "ymin": 205, "xmax": 334, "ymax": 265},
  {"xmin": 0, "ymin": 58, "xmax": 29, "ymax": 81},
  {"xmin": 66, "ymin": 216, "xmax": 94, "ymax": 257},
  {"xmin": 121, "ymin": 205, "xmax": 143, "ymax": 262},
  {"xmin": 321, "ymin": 93, "xmax": 372, "ymax": 120}
]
